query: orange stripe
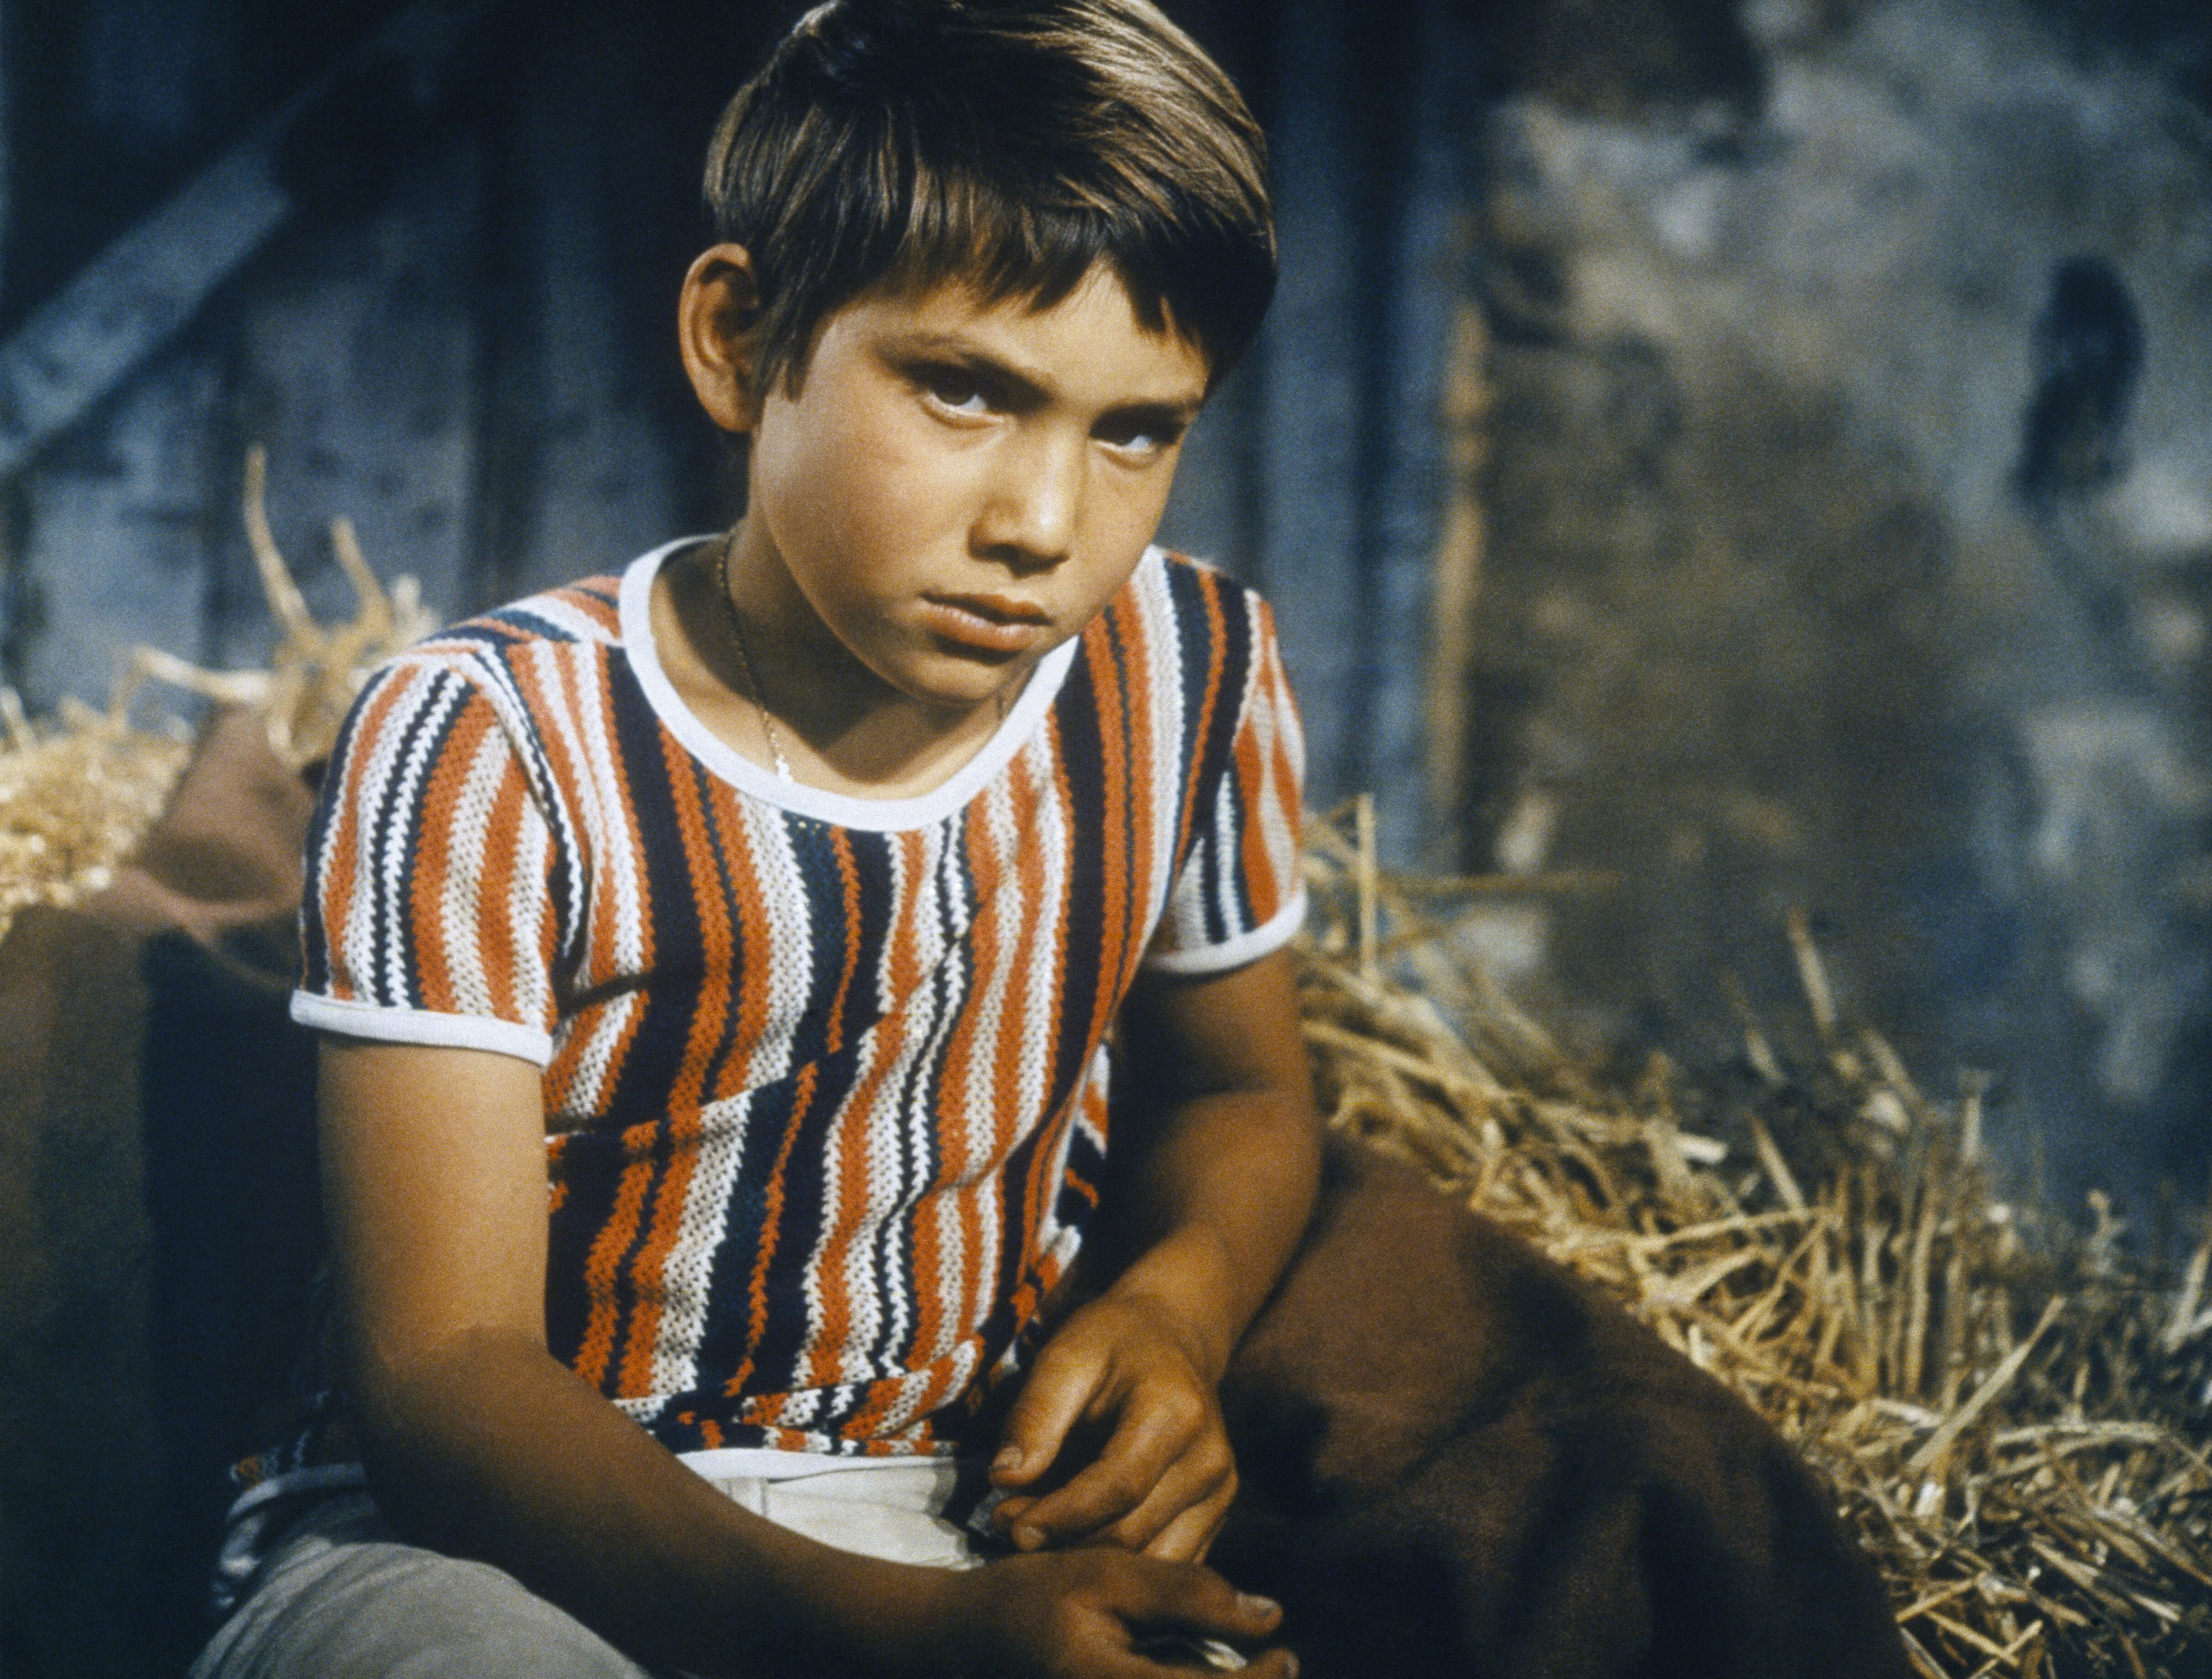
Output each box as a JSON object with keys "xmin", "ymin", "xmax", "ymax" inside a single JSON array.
[
  {"xmin": 570, "ymin": 704, "xmax": 685, "ymax": 1391},
  {"xmin": 991, "ymin": 762, "xmax": 1051, "ymax": 1177},
  {"xmin": 407, "ymin": 699, "xmax": 496, "ymax": 1015},
  {"xmin": 977, "ymin": 729, "xmax": 1065, "ymax": 1348},
  {"xmin": 822, "ymin": 831, "xmax": 864, "ymax": 1057},
  {"xmin": 1233, "ymin": 625, "xmax": 1276, "ymax": 930},
  {"xmin": 1081, "ymin": 624, "xmax": 1134, "ymax": 1051},
  {"xmin": 478, "ymin": 769, "xmax": 534, "ymax": 1026},
  {"xmin": 573, "ymin": 1113, "xmax": 660, "ymax": 1389},
  {"xmin": 1260, "ymin": 658, "xmax": 1301, "ymax": 920}
]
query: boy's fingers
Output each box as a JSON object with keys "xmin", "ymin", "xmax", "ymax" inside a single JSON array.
[
  {"xmin": 1135, "ymin": 1475, "xmax": 1235, "ymax": 1563},
  {"xmin": 1096, "ymin": 1435, "xmax": 1232, "ymax": 1556},
  {"xmin": 1120, "ymin": 1559, "xmax": 1284, "ymax": 1644},
  {"xmin": 994, "ymin": 1339, "xmax": 1110, "ymax": 1489},
  {"xmin": 1006, "ymin": 1400, "xmax": 1190, "ymax": 1542}
]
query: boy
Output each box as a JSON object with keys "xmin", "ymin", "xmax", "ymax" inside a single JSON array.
[{"xmin": 192, "ymin": 1, "xmax": 1318, "ymax": 1675}]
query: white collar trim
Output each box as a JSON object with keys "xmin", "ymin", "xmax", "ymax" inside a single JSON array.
[{"xmin": 617, "ymin": 537, "xmax": 1086, "ymax": 833}]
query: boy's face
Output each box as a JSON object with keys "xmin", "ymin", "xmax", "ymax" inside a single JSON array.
[{"xmin": 728, "ymin": 262, "xmax": 1211, "ymax": 715}]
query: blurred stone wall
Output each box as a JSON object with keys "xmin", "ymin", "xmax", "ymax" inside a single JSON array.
[{"xmin": 1454, "ymin": 0, "xmax": 2212, "ymax": 1222}]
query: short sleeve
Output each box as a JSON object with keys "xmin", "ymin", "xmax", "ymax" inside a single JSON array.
[
  {"xmin": 1143, "ymin": 593, "xmax": 1308, "ymax": 976},
  {"xmin": 291, "ymin": 657, "xmax": 568, "ymax": 1065}
]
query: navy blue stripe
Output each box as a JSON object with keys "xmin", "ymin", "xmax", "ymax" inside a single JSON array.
[
  {"xmin": 544, "ymin": 1128, "xmax": 627, "ymax": 1369},
  {"xmin": 1045, "ymin": 653, "xmax": 1110, "ymax": 1115},
  {"xmin": 1189, "ymin": 578, "xmax": 1258, "ymax": 946},
  {"xmin": 1163, "ymin": 563, "xmax": 1216, "ymax": 867},
  {"xmin": 597, "ymin": 665, "xmax": 706, "ymax": 1134},
  {"xmin": 363, "ymin": 671, "xmax": 466, "ymax": 1010}
]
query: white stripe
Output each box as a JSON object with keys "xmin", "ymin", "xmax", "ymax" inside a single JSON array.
[
  {"xmin": 1144, "ymin": 563, "xmax": 1187, "ymax": 931},
  {"xmin": 1208, "ymin": 771, "xmax": 1242, "ymax": 953},
  {"xmin": 561, "ymin": 986, "xmax": 640, "ymax": 1116},
  {"xmin": 506, "ymin": 806, "xmax": 556, "ymax": 1039},
  {"xmin": 883, "ymin": 828, "xmax": 975, "ymax": 1365},
  {"xmin": 439, "ymin": 722, "xmax": 516, "ymax": 1017},
  {"xmin": 650, "ymin": 1088, "xmax": 758, "ymax": 1398},
  {"xmin": 518, "ymin": 640, "xmax": 604, "ymax": 974},
  {"xmin": 740, "ymin": 800, "xmax": 815, "ymax": 1086}
]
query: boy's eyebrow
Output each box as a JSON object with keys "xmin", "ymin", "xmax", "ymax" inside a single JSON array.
[{"xmin": 881, "ymin": 331, "xmax": 1207, "ymax": 421}]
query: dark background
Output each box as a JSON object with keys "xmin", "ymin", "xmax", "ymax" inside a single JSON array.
[{"xmin": 1, "ymin": 0, "xmax": 2208, "ymax": 1363}]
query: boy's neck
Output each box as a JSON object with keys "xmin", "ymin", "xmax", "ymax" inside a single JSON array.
[{"xmin": 651, "ymin": 533, "xmax": 1017, "ymax": 803}]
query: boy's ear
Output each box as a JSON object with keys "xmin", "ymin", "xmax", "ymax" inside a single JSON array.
[{"xmin": 679, "ymin": 243, "xmax": 766, "ymax": 434}]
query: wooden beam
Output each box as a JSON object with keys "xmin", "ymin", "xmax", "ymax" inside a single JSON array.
[
  {"xmin": 0, "ymin": 0, "xmax": 503, "ymax": 480},
  {"xmin": 1425, "ymin": 290, "xmax": 1492, "ymax": 847}
]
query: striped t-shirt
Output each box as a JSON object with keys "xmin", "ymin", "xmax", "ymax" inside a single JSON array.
[{"xmin": 290, "ymin": 538, "xmax": 1306, "ymax": 1460}]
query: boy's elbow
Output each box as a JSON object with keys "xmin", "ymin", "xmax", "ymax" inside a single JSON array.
[{"xmin": 346, "ymin": 1324, "xmax": 552, "ymax": 1532}]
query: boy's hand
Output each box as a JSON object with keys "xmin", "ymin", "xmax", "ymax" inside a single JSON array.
[
  {"xmin": 990, "ymin": 1291, "xmax": 1236, "ymax": 1562},
  {"xmin": 931, "ymin": 1546, "xmax": 1292, "ymax": 1679}
]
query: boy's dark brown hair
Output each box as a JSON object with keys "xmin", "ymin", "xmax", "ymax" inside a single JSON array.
[{"xmin": 704, "ymin": 0, "xmax": 1275, "ymax": 395}]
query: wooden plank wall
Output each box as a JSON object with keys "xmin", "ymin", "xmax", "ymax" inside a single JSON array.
[{"xmin": 0, "ymin": 0, "xmax": 1468, "ymax": 856}]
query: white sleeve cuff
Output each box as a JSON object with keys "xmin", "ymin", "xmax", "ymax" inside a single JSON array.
[
  {"xmin": 289, "ymin": 991, "xmax": 554, "ymax": 1067},
  {"xmin": 1139, "ymin": 888, "xmax": 1307, "ymax": 978}
]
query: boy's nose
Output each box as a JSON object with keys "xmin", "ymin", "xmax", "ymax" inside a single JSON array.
[{"xmin": 974, "ymin": 433, "xmax": 1081, "ymax": 569}]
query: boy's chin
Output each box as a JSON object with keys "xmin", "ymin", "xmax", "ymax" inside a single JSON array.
[{"xmin": 893, "ymin": 645, "xmax": 1051, "ymax": 715}]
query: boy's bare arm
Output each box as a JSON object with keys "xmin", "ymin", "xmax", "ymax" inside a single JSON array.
[
  {"xmin": 990, "ymin": 947, "xmax": 1323, "ymax": 1561},
  {"xmin": 320, "ymin": 1038, "xmax": 1290, "ymax": 1679}
]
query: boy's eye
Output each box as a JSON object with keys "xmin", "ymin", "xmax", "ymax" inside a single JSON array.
[
  {"xmin": 1096, "ymin": 414, "xmax": 1185, "ymax": 460},
  {"xmin": 918, "ymin": 368, "xmax": 993, "ymax": 417}
]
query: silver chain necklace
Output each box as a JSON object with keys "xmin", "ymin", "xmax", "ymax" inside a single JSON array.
[
  {"xmin": 713, "ymin": 537, "xmax": 1014, "ymax": 789},
  {"xmin": 716, "ymin": 538, "xmax": 796, "ymax": 783}
]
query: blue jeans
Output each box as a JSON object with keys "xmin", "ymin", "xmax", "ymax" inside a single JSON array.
[{"xmin": 192, "ymin": 1456, "xmax": 981, "ymax": 1678}]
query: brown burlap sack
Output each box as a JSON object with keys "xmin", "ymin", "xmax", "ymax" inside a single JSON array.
[
  {"xmin": 0, "ymin": 710, "xmax": 320, "ymax": 1679},
  {"xmin": 1218, "ymin": 1137, "xmax": 1911, "ymax": 1678}
]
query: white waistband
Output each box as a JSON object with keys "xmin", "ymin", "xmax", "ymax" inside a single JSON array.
[{"xmin": 677, "ymin": 1446, "xmax": 963, "ymax": 1484}]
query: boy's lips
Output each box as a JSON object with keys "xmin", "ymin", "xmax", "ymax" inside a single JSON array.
[{"xmin": 918, "ymin": 592, "xmax": 1051, "ymax": 655}]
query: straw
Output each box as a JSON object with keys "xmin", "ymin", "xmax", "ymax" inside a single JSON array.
[
  {"xmin": 1, "ymin": 447, "xmax": 427, "ymax": 943},
  {"xmin": 1296, "ymin": 804, "xmax": 2212, "ymax": 1675}
]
